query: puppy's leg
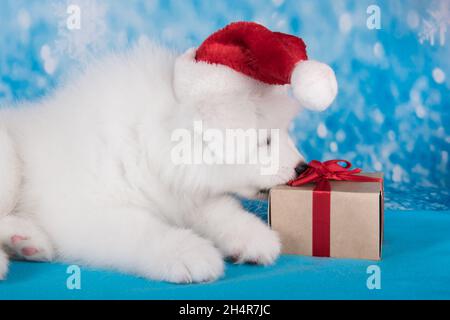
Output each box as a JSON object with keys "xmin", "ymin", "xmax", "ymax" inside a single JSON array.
[
  {"xmin": 0, "ymin": 215, "xmax": 55, "ymax": 262},
  {"xmin": 57, "ymin": 206, "xmax": 224, "ymax": 283},
  {"xmin": 0, "ymin": 126, "xmax": 22, "ymax": 280},
  {"xmin": 186, "ymin": 196, "xmax": 281, "ymax": 265},
  {"xmin": 0, "ymin": 249, "xmax": 8, "ymax": 280},
  {"xmin": 0, "ymin": 126, "xmax": 20, "ymax": 217}
]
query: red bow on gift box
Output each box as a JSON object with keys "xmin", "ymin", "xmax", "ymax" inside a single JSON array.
[{"xmin": 288, "ymin": 160, "xmax": 383, "ymax": 257}]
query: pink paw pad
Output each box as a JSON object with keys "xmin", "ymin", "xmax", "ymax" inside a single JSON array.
[
  {"xmin": 21, "ymin": 247, "xmax": 39, "ymax": 257},
  {"xmin": 11, "ymin": 235, "xmax": 28, "ymax": 245}
]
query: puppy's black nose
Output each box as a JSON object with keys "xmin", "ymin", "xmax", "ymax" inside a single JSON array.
[{"xmin": 295, "ymin": 162, "xmax": 309, "ymax": 176}]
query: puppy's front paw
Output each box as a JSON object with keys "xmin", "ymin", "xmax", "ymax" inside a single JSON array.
[
  {"xmin": 222, "ymin": 219, "xmax": 281, "ymax": 266},
  {"xmin": 152, "ymin": 230, "xmax": 224, "ymax": 284}
]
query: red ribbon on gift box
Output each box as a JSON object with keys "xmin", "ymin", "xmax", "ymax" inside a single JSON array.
[{"xmin": 288, "ymin": 160, "xmax": 383, "ymax": 257}]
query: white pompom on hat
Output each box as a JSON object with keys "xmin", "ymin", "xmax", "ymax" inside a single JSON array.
[{"xmin": 291, "ymin": 60, "xmax": 338, "ymax": 112}]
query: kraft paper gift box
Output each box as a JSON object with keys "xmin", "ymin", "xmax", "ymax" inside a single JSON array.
[{"xmin": 268, "ymin": 160, "xmax": 384, "ymax": 260}]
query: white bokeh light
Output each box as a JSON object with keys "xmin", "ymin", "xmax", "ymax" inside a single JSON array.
[
  {"xmin": 317, "ymin": 122, "xmax": 328, "ymax": 138},
  {"xmin": 339, "ymin": 12, "xmax": 352, "ymax": 34},
  {"xmin": 17, "ymin": 9, "xmax": 31, "ymax": 30},
  {"xmin": 432, "ymin": 68, "xmax": 446, "ymax": 84}
]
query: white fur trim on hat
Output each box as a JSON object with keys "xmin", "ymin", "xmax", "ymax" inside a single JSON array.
[{"xmin": 173, "ymin": 48, "xmax": 262, "ymax": 103}]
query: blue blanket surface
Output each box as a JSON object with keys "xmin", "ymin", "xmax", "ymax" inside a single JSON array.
[{"xmin": 1, "ymin": 210, "xmax": 449, "ymax": 300}]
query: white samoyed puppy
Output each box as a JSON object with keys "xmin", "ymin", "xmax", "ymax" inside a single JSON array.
[{"xmin": 0, "ymin": 23, "xmax": 337, "ymax": 283}]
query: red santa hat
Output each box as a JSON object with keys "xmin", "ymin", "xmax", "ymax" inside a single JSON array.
[{"xmin": 174, "ymin": 22, "xmax": 338, "ymax": 111}]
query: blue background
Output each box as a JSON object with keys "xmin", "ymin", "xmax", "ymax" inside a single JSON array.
[
  {"xmin": 1, "ymin": 0, "xmax": 450, "ymax": 300},
  {"xmin": 1, "ymin": 0, "xmax": 449, "ymax": 210}
]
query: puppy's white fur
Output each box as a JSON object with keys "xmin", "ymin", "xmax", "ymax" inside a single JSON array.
[{"xmin": 0, "ymin": 42, "xmax": 304, "ymax": 283}]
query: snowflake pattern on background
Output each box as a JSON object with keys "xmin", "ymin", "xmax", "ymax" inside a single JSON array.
[
  {"xmin": 0, "ymin": 0, "xmax": 449, "ymax": 211},
  {"xmin": 418, "ymin": 0, "xmax": 450, "ymax": 46}
]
